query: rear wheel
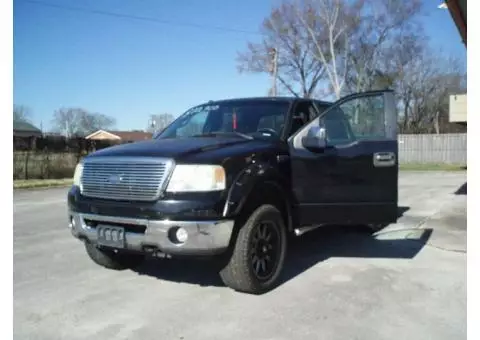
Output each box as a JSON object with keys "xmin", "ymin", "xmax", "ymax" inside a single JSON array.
[
  {"xmin": 84, "ymin": 241, "xmax": 146, "ymax": 270},
  {"xmin": 219, "ymin": 204, "xmax": 287, "ymax": 294}
]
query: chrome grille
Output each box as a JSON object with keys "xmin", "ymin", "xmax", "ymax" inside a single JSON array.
[{"xmin": 80, "ymin": 157, "xmax": 174, "ymax": 201}]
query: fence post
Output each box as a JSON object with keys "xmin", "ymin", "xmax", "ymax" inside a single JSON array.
[{"xmin": 24, "ymin": 151, "xmax": 29, "ymax": 180}]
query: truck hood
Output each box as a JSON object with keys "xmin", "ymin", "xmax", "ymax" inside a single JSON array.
[{"xmin": 85, "ymin": 136, "xmax": 277, "ymax": 163}]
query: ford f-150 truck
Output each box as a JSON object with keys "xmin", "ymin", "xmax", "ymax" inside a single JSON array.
[{"xmin": 68, "ymin": 90, "xmax": 398, "ymax": 294}]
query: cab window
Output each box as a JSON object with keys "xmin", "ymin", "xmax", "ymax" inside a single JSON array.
[{"xmin": 289, "ymin": 101, "xmax": 319, "ymax": 136}]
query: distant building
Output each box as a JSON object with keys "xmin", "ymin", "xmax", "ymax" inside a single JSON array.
[
  {"xmin": 13, "ymin": 121, "xmax": 43, "ymax": 150},
  {"xmin": 13, "ymin": 121, "xmax": 43, "ymax": 138},
  {"xmin": 42, "ymin": 132, "xmax": 63, "ymax": 137},
  {"xmin": 449, "ymin": 94, "xmax": 467, "ymax": 126},
  {"xmin": 85, "ymin": 130, "xmax": 153, "ymax": 142}
]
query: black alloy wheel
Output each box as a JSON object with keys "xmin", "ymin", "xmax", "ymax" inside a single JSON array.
[{"xmin": 250, "ymin": 221, "xmax": 281, "ymax": 281}]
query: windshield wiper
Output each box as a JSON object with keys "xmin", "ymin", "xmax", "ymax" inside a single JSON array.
[{"xmin": 192, "ymin": 132, "xmax": 254, "ymax": 140}]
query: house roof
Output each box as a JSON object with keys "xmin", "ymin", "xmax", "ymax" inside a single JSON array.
[
  {"xmin": 13, "ymin": 120, "xmax": 43, "ymax": 137},
  {"xmin": 108, "ymin": 130, "xmax": 153, "ymax": 141},
  {"xmin": 13, "ymin": 120, "xmax": 42, "ymax": 133},
  {"xmin": 85, "ymin": 129, "xmax": 152, "ymax": 141},
  {"xmin": 204, "ymin": 96, "xmax": 330, "ymax": 106}
]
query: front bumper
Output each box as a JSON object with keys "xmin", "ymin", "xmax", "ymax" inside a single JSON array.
[{"xmin": 68, "ymin": 212, "xmax": 235, "ymax": 256}]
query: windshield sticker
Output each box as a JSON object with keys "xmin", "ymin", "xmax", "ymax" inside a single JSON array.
[
  {"xmin": 186, "ymin": 104, "xmax": 219, "ymax": 114},
  {"xmin": 186, "ymin": 106, "xmax": 204, "ymax": 114},
  {"xmin": 203, "ymin": 105, "xmax": 219, "ymax": 111}
]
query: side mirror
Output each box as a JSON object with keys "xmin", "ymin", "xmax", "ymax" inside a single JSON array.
[{"xmin": 301, "ymin": 126, "xmax": 327, "ymax": 152}]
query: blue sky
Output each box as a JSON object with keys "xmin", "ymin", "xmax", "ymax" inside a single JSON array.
[{"xmin": 13, "ymin": 0, "xmax": 466, "ymax": 132}]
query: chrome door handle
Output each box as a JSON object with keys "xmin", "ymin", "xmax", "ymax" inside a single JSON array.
[{"xmin": 373, "ymin": 152, "xmax": 396, "ymax": 167}]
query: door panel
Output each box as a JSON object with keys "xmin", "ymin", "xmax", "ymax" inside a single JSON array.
[{"xmin": 288, "ymin": 90, "xmax": 398, "ymax": 227}]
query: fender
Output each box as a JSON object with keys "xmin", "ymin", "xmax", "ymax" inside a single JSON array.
[{"xmin": 222, "ymin": 162, "xmax": 294, "ymax": 231}]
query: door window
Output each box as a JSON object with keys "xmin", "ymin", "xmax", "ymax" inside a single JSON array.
[
  {"xmin": 321, "ymin": 107, "xmax": 356, "ymax": 146},
  {"xmin": 339, "ymin": 95, "xmax": 386, "ymax": 139},
  {"xmin": 321, "ymin": 94, "xmax": 386, "ymax": 145},
  {"xmin": 290, "ymin": 91, "xmax": 393, "ymax": 150}
]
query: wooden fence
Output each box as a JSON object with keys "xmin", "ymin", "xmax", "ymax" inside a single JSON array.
[
  {"xmin": 398, "ymin": 133, "xmax": 467, "ymax": 165},
  {"xmin": 12, "ymin": 133, "xmax": 467, "ymax": 179},
  {"xmin": 13, "ymin": 135, "xmax": 120, "ymax": 180}
]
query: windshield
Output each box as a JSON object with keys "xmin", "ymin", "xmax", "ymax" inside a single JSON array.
[{"xmin": 156, "ymin": 100, "xmax": 290, "ymax": 139}]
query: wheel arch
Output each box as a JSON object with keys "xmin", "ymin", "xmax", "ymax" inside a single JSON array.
[{"xmin": 223, "ymin": 163, "xmax": 294, "ymax": 233}]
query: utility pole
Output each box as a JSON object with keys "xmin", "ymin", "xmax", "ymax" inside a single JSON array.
[
  {"xmin": 149, "ymin": 117, "xmax": 156, "ymax": 133},
  {"xmin": 268, "ymin": 47, "xmax": 278, "ymax": 97}
]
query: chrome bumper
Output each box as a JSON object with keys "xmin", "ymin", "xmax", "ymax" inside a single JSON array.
[{"xmin": 68, "ymin": 212, "xmax": 235, "ymax": 255}]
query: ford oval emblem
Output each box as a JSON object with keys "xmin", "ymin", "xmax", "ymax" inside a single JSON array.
[{"xmin": 108, "ymin": 174, "xmax": 122, "ymax": 184}]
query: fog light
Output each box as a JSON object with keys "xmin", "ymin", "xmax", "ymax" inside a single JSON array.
[
  {"xmin": 69, "ymin": 216, "xmax": 75, "ymax": 228},
  {"xmin": 176, "ymin": 227, "xmax": 188, "ymax": 243}
]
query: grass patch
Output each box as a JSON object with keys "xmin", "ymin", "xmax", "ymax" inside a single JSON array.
[
  {"xmin": 14, "ymin": 178, "xmax": 73, "ymax": 189},
  {"xmin": 400, "ymin": 163, "xmax": 466, "ymax": 171}
]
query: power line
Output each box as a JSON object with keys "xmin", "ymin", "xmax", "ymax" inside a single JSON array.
[{"xmin": 21, "ymin": 0, "xmax": 262, "ymax": 36}]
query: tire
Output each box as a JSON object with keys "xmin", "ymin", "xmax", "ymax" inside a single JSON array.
[
  {"xmin": 219, "ymin": 204, "xmax": 287, "ymax": 294},
  {"xmin": 84, "ymin": 241, "xmax": 146, "ymax": 270}
]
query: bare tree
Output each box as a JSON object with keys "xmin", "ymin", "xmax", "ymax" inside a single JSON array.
[
  {"xmin": 344, "ymin": 0, "xmax": 424, "ymax": 93},
  {"xmin": 295, "ymin": 0, "xmax": 363, "ymax": 99},
  {"xmin": 239, "ymin": 0, "xmax": 464, "ymax": 135},
  {"xmin": 51, "ymin": 108, "xmax": 116, "ymax": 137},
  {"xmin": 237, "ymin": 2, "xmax": 327, "ymax": 97},
  {"xmin": 393, "ymin": 49, "xmax": 466, "ymax": 134},
  {"xmin": 13, "ymin": 105, "xmax": 32, "ymax": 123},
  {"xmin": 239, "ymin": 0, "xmax": 424, "ymax": 100},
  {"xmin": 80, "ymin": 111, "xmax": 116, "ymax": 134},
  {"xmin": 297, "ymin": 0, "xmax": 424, "ymax": 97},
  {"xmin": 147, "ymin": 113, "xmax": 175, "ymax": 133}
]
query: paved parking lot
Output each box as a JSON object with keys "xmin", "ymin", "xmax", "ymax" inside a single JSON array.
[{"xmin": 13, "ymin": 171, "xmax": 467, "ymax": 340}]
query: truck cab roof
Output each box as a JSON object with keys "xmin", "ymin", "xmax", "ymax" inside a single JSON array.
[{"xmin": 205, "ymin": 96, "xmax": 332, "ymax": 107}]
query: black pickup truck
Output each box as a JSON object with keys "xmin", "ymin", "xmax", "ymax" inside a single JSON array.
[{"xmin": 68, "ymin": 90, "xmax": 398, "ymax": 294}]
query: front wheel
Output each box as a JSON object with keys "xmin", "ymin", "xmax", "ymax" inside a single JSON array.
[
  {"xmin": 219, "ymin": 204, "xmax": 287, "ymax": 294},
  {"xmin": 84, "ymin": 241, "xmax": 146, "ymax": 270}
]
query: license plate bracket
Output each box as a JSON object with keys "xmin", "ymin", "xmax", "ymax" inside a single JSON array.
[{"xmin": 97, "ymin": 225, "xmax": 126, "ymax": 248}]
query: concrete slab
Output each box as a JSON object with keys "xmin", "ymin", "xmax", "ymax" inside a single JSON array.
[
  {"xmin": 13, "ymin": 171, "xmax": 467, "ymax": 340},
  {"xmin": 376, "ymin": 171, "xmax": 467, "ymax": 253}
]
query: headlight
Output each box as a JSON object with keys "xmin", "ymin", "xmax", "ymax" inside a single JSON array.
[
  {"xmin": 166, "ymin": 164, "xmax": 226, "ymax": 192},
  {"xmin": 73, "ymin": 163, "xmax": 83, "ymax": 187}
]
